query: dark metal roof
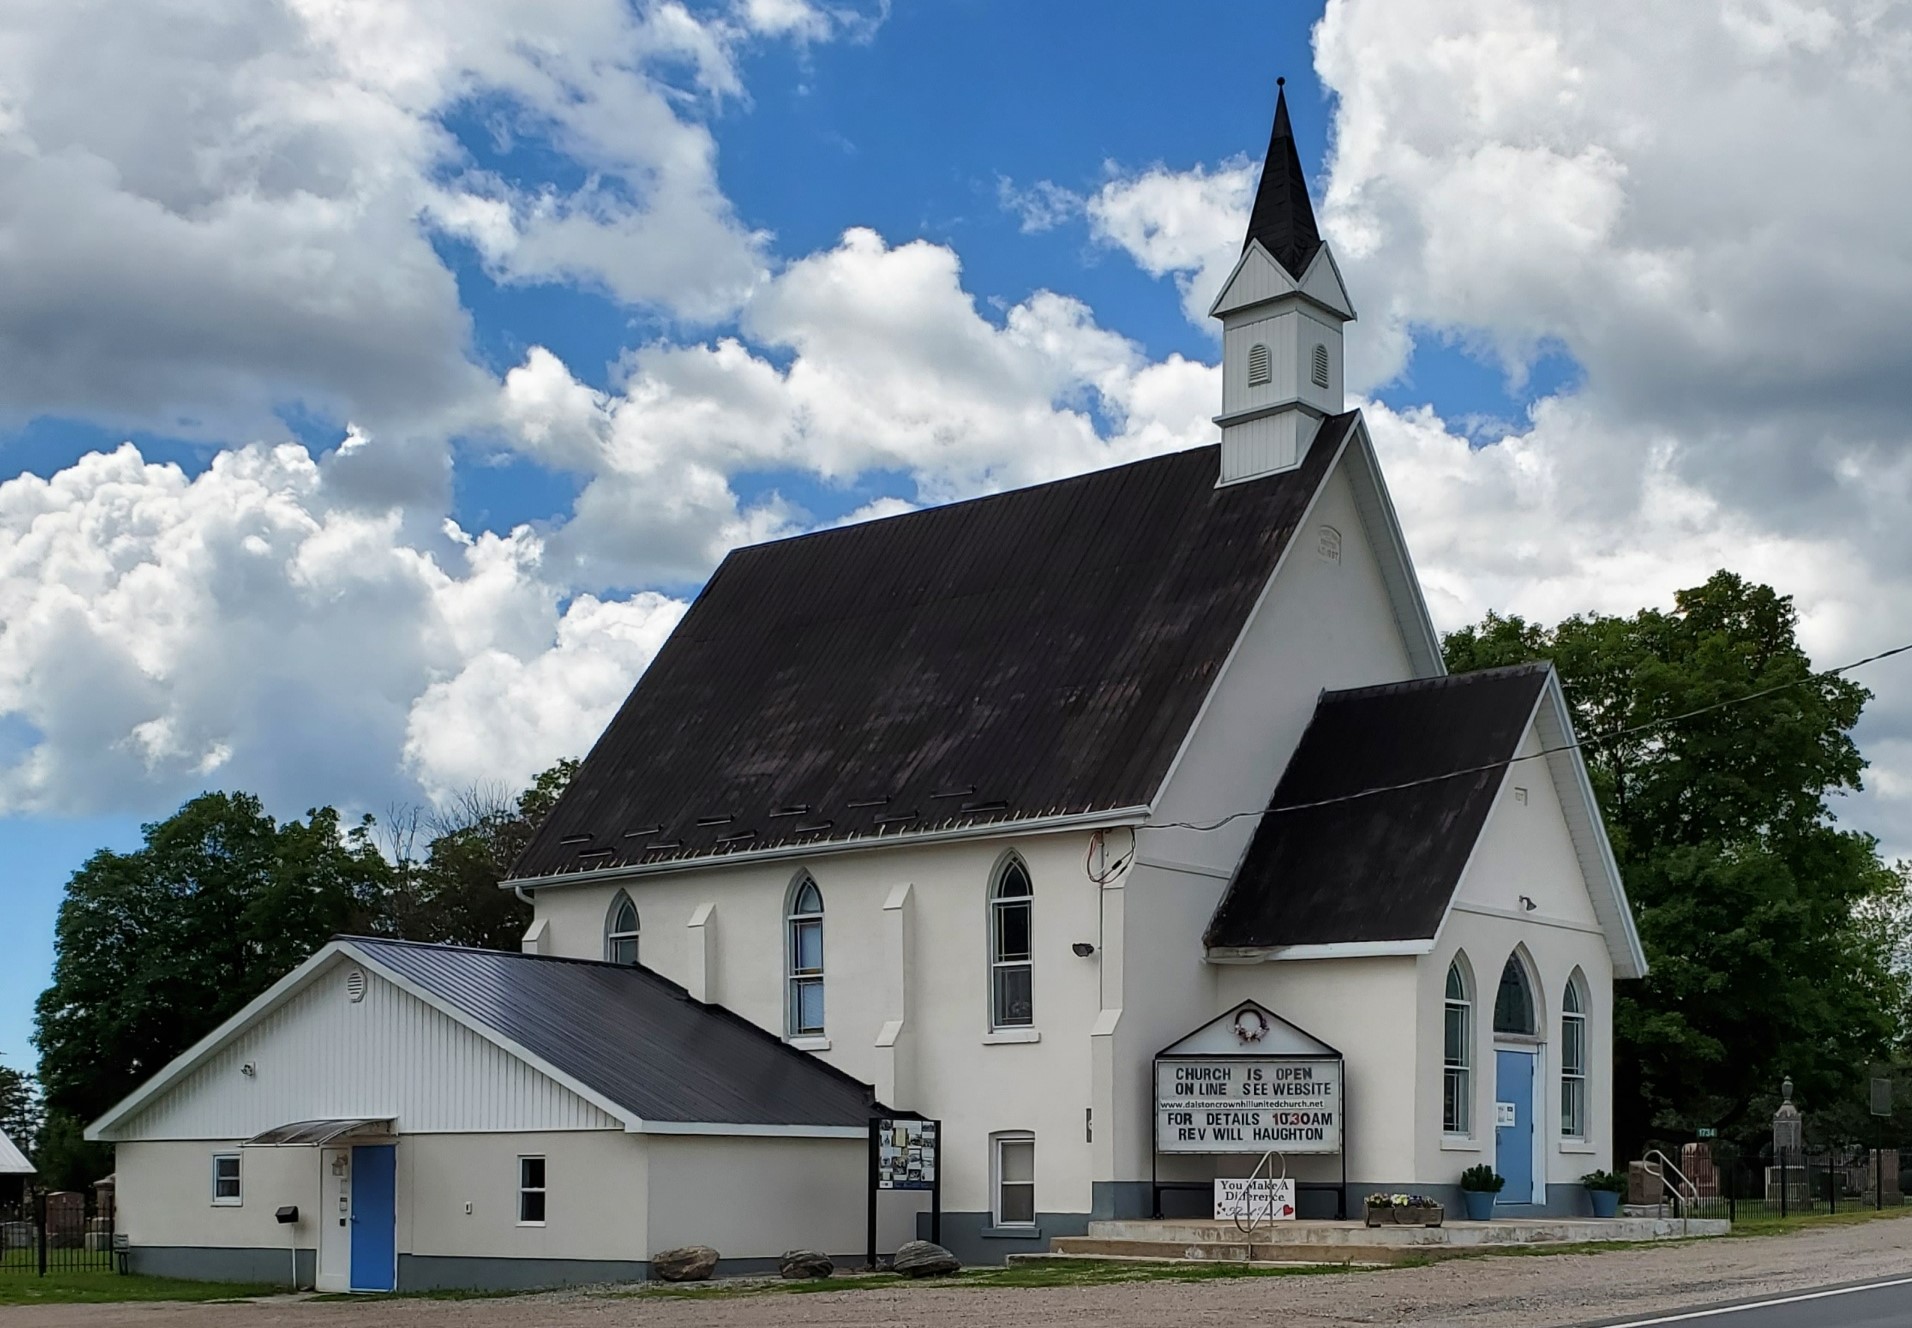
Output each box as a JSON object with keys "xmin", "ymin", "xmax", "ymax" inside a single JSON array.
[
  {"xmin": 1205, "ymin": 663, "xmax": 1553, "ymax": 950},
  {"xmin": 513, "ymin": 418, "xmax": 1359, "ymax": 880},
  {"xmin": 1243, "ymin": 81, "xmax": 1324, "ymax": 279},
  {"xmin": 350, "ymin": 938, "xmax": 884, "ymax": 1128}
]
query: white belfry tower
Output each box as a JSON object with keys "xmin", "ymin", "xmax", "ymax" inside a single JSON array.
[{"xmin": 1211, "ymin": 79, "xmax": 1355, "ymax": 484}]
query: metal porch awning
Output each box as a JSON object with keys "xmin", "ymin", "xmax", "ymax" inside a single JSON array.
[{"xmin": 242, "ymin": 1119, "xmax": 394, "ymax": 1147}]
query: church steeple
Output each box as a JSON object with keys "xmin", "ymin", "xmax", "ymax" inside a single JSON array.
[
  {"xmin": 1208, "ymin": 78, "xmax": 1355, "ymax": 487},
  {"xmin": 1243, "ymin": 78, "xmax": 1322, "ymax": 279}
]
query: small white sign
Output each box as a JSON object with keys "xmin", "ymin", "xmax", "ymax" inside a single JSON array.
[
  {"xmin": 1496, "ymin": 1101, "xmax": 1517, "ymax": 1128},
  {"xmin": 1214, "ymin": 1177, "xmax": 1296, "ymax": 1222}
]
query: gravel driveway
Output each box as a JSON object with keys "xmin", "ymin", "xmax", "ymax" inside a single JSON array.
[{"xmin": 13, "ymin": 1220, "xmax": 1912, "ymax": 1328}]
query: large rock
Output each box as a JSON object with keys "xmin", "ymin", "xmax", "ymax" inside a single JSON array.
[
  {"xmin": 652, "ymin": 1245, "xmax": 720, "ymax": 1282},
  {"xmin": 892, "ymin": 1240, "xmax": 960, "ymax": 1278},
  {"xmin": 779, "ymin": 1249, "xmax": 834, "ymax": 1279}
]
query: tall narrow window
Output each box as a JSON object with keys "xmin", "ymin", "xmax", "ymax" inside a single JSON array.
[
  {"xmin": 604, "ymin": 892, "xmax": 640, "ymax": 965},
  {"xmin": 518, "ymin": 1155, "xmax": 546, "ymax": 1225},
  {"xmin": 990, "ymin": 859, "xmax": 1034, "ymax": 1029},
  {"xmin": 992, "ymin": 1133, "xmax": 1036, "ymax": 1228},
  {"xmin": 1246, "ymin": 342, "xmax": 1272, "ymax": 386},
  {"xmin": 1311, "ymin": 342, "xmax": 1331, "ymax": 389},
  {"xmin": 1443, "ymin": 959, "xmax": 1472, "ymax": 1135},
  {"xmin": 1494, "ymin": 953, "xmax": 1538, "ymax": 1036},
  {"xmin": 786, "ymin": 875, "xmax": 825, "ymax": 1037},
  {"xmin": 1561, "ymin": 975, "xmax": 1588, "ymax": 1139}
]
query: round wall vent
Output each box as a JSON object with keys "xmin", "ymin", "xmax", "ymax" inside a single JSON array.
[{"xmin": 345, "ymin": 968, "xmax": 367, "ymax": 1003}]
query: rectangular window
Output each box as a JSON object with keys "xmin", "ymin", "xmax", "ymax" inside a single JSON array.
[
  {"xmin": 518, "ymin": 1155, "xmax": 547, "ymax": 1225},
  {"xmin": 990, "ymin": 898, "xmax": 1033, "ymax": 1028},
  {"xmin": 789, "ymin": 914, "xmax": 825, "ymax": 1036},
  {"xmin": 1561, "ymin": 1010, "xmax": 1588, "ymax": 1138},
  {"xmin": 992, "ymin": 1134, "xmax": 1035, "ymax": 1228},
  {"xmin": 1443, "ymin": 1002, "xmax": 1471, "ymax": 1135},
  {"xmin": 211, "ymin": 1153, "xmax": 242, "ymax": 1206}
]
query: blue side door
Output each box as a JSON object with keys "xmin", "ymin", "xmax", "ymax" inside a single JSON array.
[
  {"xmin": 349, "ymin": 1144, "xmax": 397, "ymax": 1292},
  {"xmin": 1494, "ymin": 1050, "xmax": 1536, "ymax": 1205}
]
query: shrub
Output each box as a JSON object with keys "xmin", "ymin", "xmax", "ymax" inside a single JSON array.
[
  {"xmin": 1459, "ymin": 1164, "xmax": 1505, "ymax": 1193},
  {"xmin": 1580, "ymin": 1169, "xmax": 1628, "ymax": 1193}
]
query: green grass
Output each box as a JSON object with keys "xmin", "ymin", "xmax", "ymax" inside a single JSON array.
[
  {"xmin": 1723, "ymin": 1203, "xmax": 1912, "ymax": 1239},
  {"xmin": 0, "ymin": 1269, "xmax": 280, "ymax": 1307}
]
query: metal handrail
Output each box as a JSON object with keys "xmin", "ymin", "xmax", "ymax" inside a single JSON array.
[
  {"xmin": 1231, "ymin": 1150, "xmax": 1288, "ymax": 1243},
  {"xmin": 1642, "ymin": 1149, "xmax": 1700, "ymax": 1233}
]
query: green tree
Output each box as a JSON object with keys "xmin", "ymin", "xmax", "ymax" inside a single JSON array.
[
  {"xmin": 1445, "ymin": 572, "xmax": 1910, "ymax": 1155},
  {"xmin": 32, "ymin": 793, "xmax": 391, "ymax": 1126},
  {"xmin": 0, "ymin": 1065, "xmax": 41, "ymax": 1154},
  {"xmin": 387, "ymin": 759, "xmax": 577, "ymax": 951}
]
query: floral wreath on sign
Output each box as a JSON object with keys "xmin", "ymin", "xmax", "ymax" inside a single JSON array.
[{"xmin": 1232, "ymin": 1008, "xmax": 1269, "ymax": 1043}]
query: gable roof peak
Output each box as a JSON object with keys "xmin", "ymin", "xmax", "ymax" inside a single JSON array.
[{"xmin": 1244, "ymin": 77, "xmax": 1324, "ymax": 280}]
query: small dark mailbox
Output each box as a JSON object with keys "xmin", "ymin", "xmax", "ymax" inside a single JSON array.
[{"xmin": 274, "ymin": 1206, "xmax": 299, "ymax": 1225}]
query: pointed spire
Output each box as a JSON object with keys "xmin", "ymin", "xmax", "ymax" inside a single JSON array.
[{"xmin": 1243, "ymin": 77, "xmax": 1323, "ymax": 279}]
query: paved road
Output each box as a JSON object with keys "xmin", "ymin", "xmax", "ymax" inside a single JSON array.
[{"xmin": 1584, "ymin": 1275, "xmax": 1912, "ymax": 1328}]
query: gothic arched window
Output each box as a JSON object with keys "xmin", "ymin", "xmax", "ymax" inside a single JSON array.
[
  {"xmin": 786, "ymin": 875, "xmax": 825, "ymax": 1038},
  {"xmin": 990, "ymin": 858, "xmax": 1035, "ymax": 1029},
  {"xmin": 604, "ymin": 892, "xmax": 639, "ymax": 966},
  {"xmin": 1443, "ymin": 956, "xmax": 1473, "ymax": 1135}
]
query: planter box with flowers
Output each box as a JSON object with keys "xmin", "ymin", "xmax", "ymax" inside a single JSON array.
[{"xmin": 1363, "ymin": 1193, "xmax": 1444, "ymax": 1227}]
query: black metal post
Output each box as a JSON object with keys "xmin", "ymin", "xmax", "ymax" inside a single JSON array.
[
  {"xmin": 930, "ymin": 1126, "xmax": 943, "ymax": 1249},
  {"xmin": 1878, "ymin": 1147, "xmax": 1885, "ymax": 1212},
  {"xmin": 1779, "ymin": 1148, "xmax": 1788, "ymax": 1219},
  {"xmin": 1827, "ymin": 1160, "xmax": 1836, "ymax": 1214},
  {"xmin": 35, "ymin": 1192, "xmax": 47, "ymax": 1278},
  {"xmin": 866, "ymin": 1119, "xmax": 878, "ymax": 1271},
  {"xmin": 1727, "ymin": 1153, "xmax": 1735, "ymax": 1223}
]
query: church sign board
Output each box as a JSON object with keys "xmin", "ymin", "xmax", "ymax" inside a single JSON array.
[{"xmin": 1154, "ymin": 1002, "xmax": 1344, "ymax": 1155}]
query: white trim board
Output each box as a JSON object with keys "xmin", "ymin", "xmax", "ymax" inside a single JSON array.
[{"xmin": 510, "ymin": 804, "xmax": 1149, "ymax": 893}]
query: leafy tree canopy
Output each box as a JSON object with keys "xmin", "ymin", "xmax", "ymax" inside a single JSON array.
[
  {"xmin": 31, "ymin": 763, "xmax": 578, "ymax": 1132},
  {"xmin": 33, "ymin": 794, "xmax": 391, "ymax": 1125},
  {"xmin": 1445, "ymin": 571, "xmax": 1910, "ymax": 1155}
]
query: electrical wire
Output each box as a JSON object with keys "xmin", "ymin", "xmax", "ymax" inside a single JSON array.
[{"xmin": 1141, "ymin": 637, "xmax": 1912, "ymax": 836}]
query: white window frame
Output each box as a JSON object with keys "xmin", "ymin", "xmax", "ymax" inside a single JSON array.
[
  {"xmin": 1443, "ymin": 958, "xmax": 1472, "ymax": 1137},
  {"xmin": 211, "ymin": 1152, "xmax": 242, "ymax": 1206},
  {"xmin": 517, "ymin": 1154, "xmax": 547, "ymax": 1226},
  {"xmin": 786, "ymin": 875, "xmax": 825, "ymax": 1038},
  {"xmin": 989, "ymin": 858, "xmax": 1035, "ymax": 1031},
  {"xmin": 991, "ymin": 1132, "xmax": 1036, "ymax": 1229},
  {"xmin": 605, "ymin": 892, "xmax": 640, "ymax": 965},
  {"xmin": 1561, "ymin": 975, "xmax": 1589, "ymax": 1140}
]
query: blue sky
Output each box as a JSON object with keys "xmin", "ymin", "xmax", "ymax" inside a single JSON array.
[{"xmin": 3, "ymin": 0, "xmax": 1909, "ymax": 1080}]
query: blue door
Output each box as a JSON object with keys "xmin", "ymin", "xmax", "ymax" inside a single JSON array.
[
  {"xmin": 349, "ymin": 1145, "xmax": 396, "ymax": 1292},
  {"xmin": 1494, "ymin": 1051, "xmax": 1536, "ymax": 1205}
]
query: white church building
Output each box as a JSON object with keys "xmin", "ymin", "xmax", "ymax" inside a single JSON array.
[{"xmin": 89, "ymin": 87, "xmax": 1644, "ymax": 1290}]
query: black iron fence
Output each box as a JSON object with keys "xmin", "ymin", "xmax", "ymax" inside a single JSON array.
[
  {"xmin": 1645, "ymin": 1140, "xmax": 1908, "ymax": 1222},
  {"xmin": 0, "ymin": 1192, "xmax": 117, "ymax": 1275}
]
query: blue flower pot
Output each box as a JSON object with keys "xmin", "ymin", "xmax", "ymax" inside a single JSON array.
[
  {"xmin": 1460, "ymin": 1190, "xmax": 1497, "ymax": 1221},
  {"xmin": 1588, "ymin": 1189, "xmax": 1621, "ymax": 1218}
]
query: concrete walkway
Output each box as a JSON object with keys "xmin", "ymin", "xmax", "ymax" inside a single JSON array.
[{"xmin": 1033, "ymin": 1215, "xmax": 1731, "ymax": 1265}]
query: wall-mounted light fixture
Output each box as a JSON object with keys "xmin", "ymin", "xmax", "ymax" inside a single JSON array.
[
  {"xmin": 1518, "ymin": 896, "xmax": 1537, "ymax": 913},
  {"xmin": 1071, "ymin": 942, "xmax": 1097, "ymax": 957},
  {"xmin": 240, "ymin": 1062, "xmax": 257, "ymax": 1077}
]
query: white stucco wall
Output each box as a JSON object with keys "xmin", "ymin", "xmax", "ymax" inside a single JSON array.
[
  {"xmin": 108, "ymin": 960, "xmax": 619, "ymax": 1142},
  {"xmin": 646, "ymin": 1135, "xmax": 915, "ymax": 1258},
  {"xmin": 117, "ymin": 1139, "xmax": 317, "ymax": 1252},
  {"xmin": 1211, "ymin": 958, "xmax": 1419, "ymax": 1185},
  {"xmin": 1106, "ymin": 457, "xmax": 1422, "ymax": 1185},
  {"xmin": 403, "ymin": 1131, "xmax": 645, "ymax": 1263},
  {"xmin": 533, "ymin": 829, "xmax": 1107, "ymax": 1219},
  {"xmin": 1419, "ymin": 732, "xmax": 1617, "ymax": 1193}
]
